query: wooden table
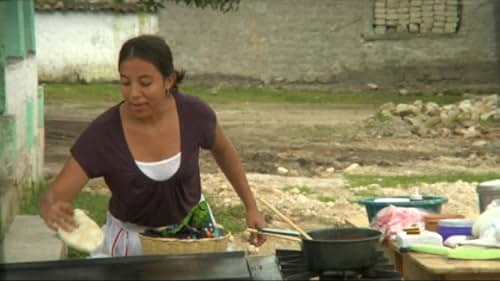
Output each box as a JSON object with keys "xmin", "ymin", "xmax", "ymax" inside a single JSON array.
[{"xmin": 382, "ymin": 241, "xmax": 500, "ymax": 280}]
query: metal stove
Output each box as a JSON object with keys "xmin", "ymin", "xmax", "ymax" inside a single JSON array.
[
  {"xmin": 275, "ymin": 249, "xmax": 402, "ymax": 280},
  {"xmin": 0, "ymin": 249, "xmax": 401, "ymax": 280}
]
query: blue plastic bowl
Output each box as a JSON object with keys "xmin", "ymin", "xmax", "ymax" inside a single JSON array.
[
  {"xmin": 438, "ymin": 219, "xmax": 474, "ymax": 241},
  {"xmin": 358, "ymin": 195, "xmax": 448, "ymax": 223}
]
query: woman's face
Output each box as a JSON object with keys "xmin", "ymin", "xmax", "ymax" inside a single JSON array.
[{"xmin": 119, "ymin": 57, "xmax": 172, "ymax": 119}]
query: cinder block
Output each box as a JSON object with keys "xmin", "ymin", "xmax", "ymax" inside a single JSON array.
[
  {"xmin": 422, "ymin": 16, "xmax": 434, "ymax": 23},
  {"xmin": 398, "ymin": 14, "xmax": 410, "ymax": 21},
  {"xmin": 399, "ymin": 0, "xmax": 410, "ymax": 7},
  {"xmin": 433, "ymin": 10, "xmax": 445, "ymax": 16},
  {"xmin": 445, "ymin": 10, "xmax": 458, "ymax": 17},
  {"xmin": 433, "ymin": 21, "xmax": 445, "ymax": 27},
  {"xmin": 422, "ymin": 11, "xmax": 434, "ymax": 17},
  {"xmin": 386, "ymin": 19, "xmax": 398, "ymax": 26},
  {"xmin": 374, "ymin": 25, "xmax": 387, "ymax": 34},
  {"xmin": 387, "ymin": 13, "xmax": 399, "ymax": 20},
  {"xmin": 409, "ymin": 23, "xmax": 420, "ymax": 32},
  {"xmin": 422, "ymin": 6, "xmax": 434, "ymax": 13},
  {"xmin": 446, "ymin": 16, "xmax": 458, "ymax": 23},
  {"xmin": 374, "ymin": 10, "xmax": 387, "ymax": 18},
  {"xmin": 398, "ymin": 7, "xmax": 410, "ymax": 13},
  {"xmin": 387, "ymin": 0, "xmax": 400, "ymax": 8},
  {"xmin": 432, "ymin": 27, "xmax": 445, "ymax": 33},
  {"xmin": 445, "ymin": 22, "xmax": 457, "ymax": 29},
  {"xmin": 433, "ymin": 4, "xmax": 446, "ymax": 11},
  {"xmin": 397, "ymin": 24, "xmax": 409, "ymax": 32}
]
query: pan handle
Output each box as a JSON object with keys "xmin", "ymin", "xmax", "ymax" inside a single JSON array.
[
  {"xmin": 247, "ymin": 228, "xmax": 302, "ymax": 242},
  {"xmin": 258, "ymin": 198, "xmax": 313, "ymax": 240}
]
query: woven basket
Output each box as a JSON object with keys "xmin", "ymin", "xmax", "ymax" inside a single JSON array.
[{"xmin": 139, "ymin": 227, "xmax": 232, "ymax": 255}]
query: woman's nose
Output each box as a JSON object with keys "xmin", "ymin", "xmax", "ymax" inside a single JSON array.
[{"xmin": 130, "ymin": 83, "xmax": 143, "ymax": 98}]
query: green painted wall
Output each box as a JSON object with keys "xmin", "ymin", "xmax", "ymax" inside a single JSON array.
[
  {"xmin": 0, "ymin": 54, "xmax": 4, "ymax": 115},
  {"xmin": 0, "ymin": 1, "xmax": 36, "ymax": 59},
  {"xmin": 0, "ymin": 0, "xmax": 38, "ymax": 115},
  {"xmin": 0, "ymin": 0, "xmax": 42, "ymax": 239}
]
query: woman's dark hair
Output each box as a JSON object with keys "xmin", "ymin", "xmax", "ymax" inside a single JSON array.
[{"xmin": 118, "ymin": 34, "xmax": 185, "ymax": 94}]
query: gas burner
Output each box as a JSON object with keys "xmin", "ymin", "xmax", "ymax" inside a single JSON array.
[{"xmin": 275, "ymin": 249, "xmax": 402, "ymax": 281}]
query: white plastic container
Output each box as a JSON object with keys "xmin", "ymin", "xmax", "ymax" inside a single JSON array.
[{"xmin": 395, "ymin": 230, "xmax": 443, "ymax": 249}]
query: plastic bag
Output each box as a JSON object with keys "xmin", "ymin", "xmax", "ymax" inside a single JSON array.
[{"xmin": 370, "ymin": 205, "xmax": 426, "ymax": 241}]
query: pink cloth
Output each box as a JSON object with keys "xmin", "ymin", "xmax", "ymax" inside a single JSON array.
[{"xmin": 370, "ymin": 205, "xmax": 426, "ymax": 240}]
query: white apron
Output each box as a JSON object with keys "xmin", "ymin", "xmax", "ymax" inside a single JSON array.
[{"xmin": 90, "ymin": 195, "xmax": 218, "ymax": 258}]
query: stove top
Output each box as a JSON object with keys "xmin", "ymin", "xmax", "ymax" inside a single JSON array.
[
  {"xmin": 0, "ymin": 249, "xmax": 402, "ymax": 281},
  {"xmin": 0, "ymin": 251, "xmax": 253, "ymax": 280},
  {"xmin": 275, "ymin": 249, "xmax": 402, "ymax": 280}
]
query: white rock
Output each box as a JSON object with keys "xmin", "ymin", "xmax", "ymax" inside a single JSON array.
[
  {"xmin": 367, "ymin": 83, "xmax": 379, "ymax": 90},
  {"xmin": 277, "ymin": 166, "xmax": 289, "ymax": 175},
  {"xmin": 472, "ymin": 140, "xmax": 488, "ymax": 146},
  {"xmin": 296, "ymin": 194, "xmax": 309, "ymax": 204},
  {"xmin": 326, "ymin": 167, "xmax": 335, "ymax": 173},
  {"xmin": 344, "ymin": 163, "xmax": 360, "ymax": 173}
]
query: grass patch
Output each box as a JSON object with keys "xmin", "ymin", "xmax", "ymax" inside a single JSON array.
[
  {"xmin": 317, "ymin": 195, "xmax": 337, "ymax": 203},
  {"xmin": 346, "ymin": 172, "xmax": 500, "ymax": 188},
  {"xmin": 20, "ymin": 182, "xmax": 48, "ymax": 215},
  {"xmin": 350, "ymin": 187, "xmax": 382, "ymax": 200},
  {"xmin": 43, "ymin": 82, "xmax": 463, "ymax": 107},
  {"xmin": 206, "ymin": 202, "xmax": 247, "ymax": 234},
  {"xmin": 43, "ymin": 83, "xmax": 122, "ymax": 106}
]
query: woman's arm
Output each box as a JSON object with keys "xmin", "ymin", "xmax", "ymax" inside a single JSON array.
[
  {"xmin": 39, "ymin": 156, "xmax": 89, "ymax": 232},
  {"xmin": 210, "ymin": 123, "xmax": 267, "ymax": 246}
]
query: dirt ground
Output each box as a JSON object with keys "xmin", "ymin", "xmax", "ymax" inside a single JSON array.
[{"xmin": 44, "ymin": 94, "xmax": 500, "ymax": 256}]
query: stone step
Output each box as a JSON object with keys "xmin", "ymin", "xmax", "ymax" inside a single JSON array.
[{"xmin": 0, "ymin": 215, "xmax": 67, "ymax": 263}]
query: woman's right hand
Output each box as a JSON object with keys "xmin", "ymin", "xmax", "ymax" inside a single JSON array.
[{"xmin": 40, "ymin": 192, "xmax": 78, "ymax": 232}]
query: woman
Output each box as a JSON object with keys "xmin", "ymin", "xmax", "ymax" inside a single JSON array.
[{"xmin": 39, "ymin": 34, "xmax": 267, "ymax": 256}]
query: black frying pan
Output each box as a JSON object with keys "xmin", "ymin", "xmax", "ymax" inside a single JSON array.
[
  {"xmin": 253, "ymin": 227, "xmax": 382, "ymax": 270},
  {"xmin": 255, "ymin": 198, "xmax": 382, "ymax": 270}
]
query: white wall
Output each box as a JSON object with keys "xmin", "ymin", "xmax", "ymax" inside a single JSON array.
[{"xmin": 35, "ymin": 12, "xmax": 159, "ymax": 82}]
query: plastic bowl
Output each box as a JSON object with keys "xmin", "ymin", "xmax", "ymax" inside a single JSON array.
[
  {"xmin": 358, "ymin": 195, "xmax": 448, "ymax": 223},
  {"xmin": 438, "ymin": 218, "xmax": 474, "ymax": 241}
]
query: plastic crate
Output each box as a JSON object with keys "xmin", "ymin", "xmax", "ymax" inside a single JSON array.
[{"xmin": 358, "ymin": 196, "xmax": 448, "ymax": 223}]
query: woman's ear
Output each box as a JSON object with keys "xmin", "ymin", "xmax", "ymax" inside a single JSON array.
[{"xmin": 164, "ymin": 73, "xmax": 176, "ymax": 93}]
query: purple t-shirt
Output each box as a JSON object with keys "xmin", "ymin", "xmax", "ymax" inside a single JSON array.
[{"xmin": 70, "ymin": 92, "xmax": 217, "ymax": 227}]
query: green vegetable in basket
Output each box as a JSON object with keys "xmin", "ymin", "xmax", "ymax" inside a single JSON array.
[{"xmin": 146, "ymin": 200, "xmax": 214, "ymax": 238}]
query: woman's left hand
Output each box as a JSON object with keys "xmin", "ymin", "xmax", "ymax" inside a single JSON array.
[{"xmin": 246, "ymin": 208, "xmax": 267, "ymax": 247}]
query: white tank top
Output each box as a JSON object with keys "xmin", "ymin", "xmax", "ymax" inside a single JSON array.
[{"xmin": 135, "ymin": 152, "xmax": 181, "ymax": 181}]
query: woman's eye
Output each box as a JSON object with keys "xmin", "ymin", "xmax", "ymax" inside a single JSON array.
[{"xmin": 141, "ymin": 82, "xmax": 152, "ymax": 87}]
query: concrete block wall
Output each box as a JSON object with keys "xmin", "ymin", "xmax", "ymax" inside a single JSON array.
[
  {"xmin": 373, "ymin": 0, "xmax": 461, "ymax": 34},
  {"xmin": 157, "ymin": 0, "xmax": 499, "ymax": 89}
]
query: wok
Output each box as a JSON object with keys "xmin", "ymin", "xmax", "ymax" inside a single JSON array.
[{"xmin": 253, "ymin": 227, "xmax": 382, "ymax": 270}]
